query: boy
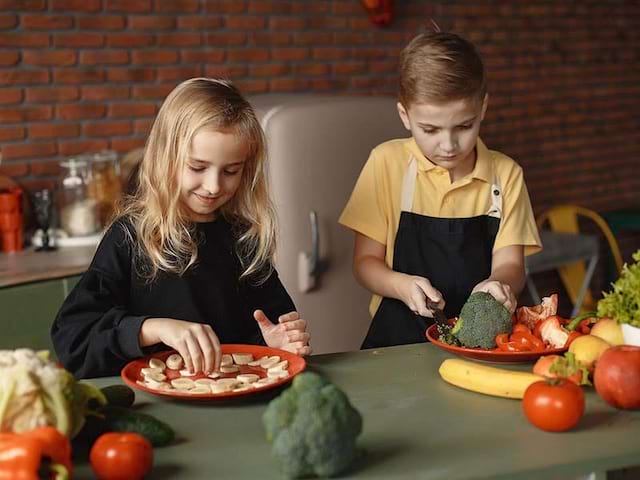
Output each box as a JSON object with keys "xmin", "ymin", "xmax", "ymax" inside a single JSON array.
[{"xmin": 339, "ymin": 32, "xmax": 541, "ymax": 348}]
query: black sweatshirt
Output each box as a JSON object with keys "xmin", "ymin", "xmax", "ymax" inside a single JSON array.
[{"xmin": 51, "ymin": 217, "xmax": 295, "ymax": 379}]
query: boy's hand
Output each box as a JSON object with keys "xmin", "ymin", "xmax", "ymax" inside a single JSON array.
[
  {"xmin": 254, "ymin": 310, "xmax": 312, "ymax": 356},
  {"xmin": 140, "ymin": 318, "xmax": 222, "ymax": 375},
  {"xmin": 398, "ymin": 275, "xmax": 445, "ymax": 317},
  {"xmin": 472, "ymin": 279, "xmax": 517, "ymax": 314}
]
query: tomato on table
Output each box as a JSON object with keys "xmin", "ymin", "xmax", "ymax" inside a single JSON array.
[
  {"xmin": 522, "ymin": 379, "xmax": 585, "ymax": 432},
  {"xmin": 90, "ymin": 432, "xmax": 153, "ymax": 480}
]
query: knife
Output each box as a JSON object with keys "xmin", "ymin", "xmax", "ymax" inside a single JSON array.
[{"xmin": 426, "ymin": 300, "xmax": 449, "ymax": 327}]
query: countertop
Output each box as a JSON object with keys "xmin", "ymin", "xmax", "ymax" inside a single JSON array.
[
  {"xmin": 74, "ymin": 344, "xmax": 640, "ymax": 480},
  {"xmin": 0, "ymin": 245, "xmax": 94, "ymax": 287}
]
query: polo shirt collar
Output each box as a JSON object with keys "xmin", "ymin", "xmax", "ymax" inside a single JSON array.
[{"xmin": 405, "ymin": 137, "xmax": 494, "ymax": 183}]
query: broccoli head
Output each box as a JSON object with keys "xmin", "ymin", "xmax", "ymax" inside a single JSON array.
[
  {"xmin": 263, "ymin": 372, "xmax": 363, "ymax": 478},
  {"xmin": 451, "ymin": 291, "xmax": 512, "ymax": 349}
]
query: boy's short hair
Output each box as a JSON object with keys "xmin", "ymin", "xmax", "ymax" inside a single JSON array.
[{"xmin": 399, "ymin": 31, "xmax": 487, "ymax": 107}]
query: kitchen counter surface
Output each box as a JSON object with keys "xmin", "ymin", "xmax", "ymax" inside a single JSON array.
[
  {"xmin": 0, "ymin": 245, "xmax": 94, "ymax": 287},
  {"xmin": 75, "ymin": 344, "xmax": 640, "ymax": 479}
]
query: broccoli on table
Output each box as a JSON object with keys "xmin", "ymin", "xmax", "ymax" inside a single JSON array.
[
  {"xmin": 451, "ymin": 291, "xmax": 512, "ymax": 349},
  {"xmin": 262, "ymin": 372, "xmax": 363, "ymax": 479}
]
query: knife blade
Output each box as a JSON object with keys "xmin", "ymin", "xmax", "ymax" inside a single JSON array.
[{"xmin": 427, "ymin": 300, "xmax": 448, "ymax": 327}]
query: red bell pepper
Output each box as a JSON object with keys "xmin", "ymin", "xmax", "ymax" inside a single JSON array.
[{"xmin": 0, "ymin": 427, "xmax": 71, "ymax": 480}]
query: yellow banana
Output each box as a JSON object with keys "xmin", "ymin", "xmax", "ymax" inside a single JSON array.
[{"xmin": 438, "ymin": 358, "xmax": 545, "ymax": 399}]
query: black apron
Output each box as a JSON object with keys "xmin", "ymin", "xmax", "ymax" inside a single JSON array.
[{"xmin": 362, "ymin": 156, "xmax": 502, "ymax": 349}]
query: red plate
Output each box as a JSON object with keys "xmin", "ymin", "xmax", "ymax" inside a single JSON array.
[
  {"xmin": 425, "ymin": 324, "xmax": 568, "ymax": 363},
  {"xmin": 121, "ymin": 344, "xmax": 306, "ymax": 400}
]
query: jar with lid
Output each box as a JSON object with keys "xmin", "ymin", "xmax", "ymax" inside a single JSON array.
[
  {"xmin": 87, "ymin": 150, "xmax": 122, "ymax": 228},
  {"xmin": 58, "ymin": 156, "xmax": 99, "ymax": 237}
]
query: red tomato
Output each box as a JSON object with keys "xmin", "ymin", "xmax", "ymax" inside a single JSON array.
[
  {"xmin": 522, "ymin": 379, "xmax": 585, "ymax": 432},
  {"xmin": 90, "ymin": 432, "xmax": 153, "ymax": 480},
  {"xmin": 594, "ymin": 345, "xmax": 640, "ymax": 410}
]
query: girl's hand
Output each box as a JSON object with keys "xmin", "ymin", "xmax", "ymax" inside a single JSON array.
[
  {"xmin": 253, "ymin": 310, "xmax": 312, "ymax": 356},
  {"xmin": 398, "ymin": 275, "xmax": 445, "ymax": 317},
  {"xmin": 139, "ymin": 318, "xmax": 221, "ymax": 374},
  {"xmin": 472, "ymin": 279, "xmax": 517, "ymax": 314}
]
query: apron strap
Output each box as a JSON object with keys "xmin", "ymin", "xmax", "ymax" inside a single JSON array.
[
  {"xmin": 487, "ymin": 176, "xmax": 502, "ymax": 219},
  {"xmin": 401, "ymin": 156, "xmax": 418, "ymax": 212}
]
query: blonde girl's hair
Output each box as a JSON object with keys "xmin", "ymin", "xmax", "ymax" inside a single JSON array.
[
  {"xmin": 399, "ymin": 31, "xmax": 487, "ymax": 107},
  {"xmin": 118, "ymin": 77, "xmax": 276, "ymax": 283}
]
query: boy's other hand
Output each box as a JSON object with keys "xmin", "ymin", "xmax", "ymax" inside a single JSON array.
[
  {"xmin": 140, "ymin": 318, "xmax": 222, "ymax": 375},
  {"xmin": 399, "ymin": 275, "xmax": 445, "ymax": 317},
  {"xmin": 254, "ymin": 310, "xmax": 312, "ymax": 356},
  {"xmin": 472, "ymin": 279, "xmax": 517, "ymax": 314}
]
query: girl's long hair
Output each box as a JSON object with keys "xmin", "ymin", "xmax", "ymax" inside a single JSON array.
[{"xmin": 118, "ymin": 77, "xmax": 276, "ymax": 283}]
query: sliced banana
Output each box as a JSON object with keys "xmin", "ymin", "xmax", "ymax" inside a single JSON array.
[
  {"xmin": 232, "ymin": 353, "xmax": 253, "ymax": 365},
  {"xmin": 270, "ymin": 360, "xmax": 289, "ymax": 371},
  {"xmin": 179, "ymin": 369, "xmax": 196, "ymax": 377},
  {"xmin": 144, "ymin": 371, "xmax": 167, "ymax": 383},
  {"xmin": 207, "ymin": 371, "xmax": 221, "ymax": 379},
  {"xmin": 267, "ymin": 369, "xmax": 289, "ymax": 379},
  {"xmin": 194, "ymin": 378, "xmax": 217, "ymax": 386},
  {"xmin": 216, "ymin": 378, "xmax": 241, "ymax": 388},
  {"xmin": 220, "ymin": 365, "xmax": 239, "ymax": 374},
  {"xmin": 188, "ymin": 386, "xmax": 211, "ymax": 394},
  {"xmin": 220, "ymin": 354, "xmax": 233, "ymax": 367},
  {"xmin": 255, "ymin": 377, "xmax": 278, "ymax": 387},
  {"xmin": 210, "ymin": 383, "xmax": 232, "ymax": 394},
  {"xmin": 171, "ymin": 377, "xmax": 195, "ymax": 390},
  {"xmin": 141, "ymin": 367, "xmax": 163, "ymax": 376},
  {"xmin": 166, "ymin": 354, "xmax": 184, "ymax": 370},
  {"xmin": 260, "ymin": 356, "xmax": 281, "ymax": 369},
  {"xmin": 232, "ymin": 384, "xmax": 254, "ymax": 392},
  {"xmin": 236, "ymin": 373, "xmax": 259, "ymax": 384},
  {"xmin": 149, "ymin": 358, "xmax": 166, "ymax": 369},
  {"xmin": 248, "ymin": 356, "xmax": 266, "ymax": 367}
]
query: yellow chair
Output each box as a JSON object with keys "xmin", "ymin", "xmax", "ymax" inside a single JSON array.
[{"xmin": 536, "ymin": 205, "xmax": 624, "ymax": 312}]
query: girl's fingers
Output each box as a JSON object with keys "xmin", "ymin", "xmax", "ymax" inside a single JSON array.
[
  {"xmin": 205, "ymin": 328, "xmax": 222, "ymax": 372},
  {"xmin": 185, "ymin": 334, "xmax": 204, "ymax": 374},
  {"xmin": 253, "ymin": 310, "xmax": 273, "ymax": 331},
  {"xmin": 196, "ymin": 326, "xmax": 220, "ymax": 374},
  {"xmin": 296, "ymin": 345, "xmax": 312, "ymax": 356},
  {"xmin": 287, "ymin": 331, "xmax": 310, "ymax": 344},
  {"xmin": 278, "ymin": 311, "xmax": 300, "ymax": 323},
  {"xmin": 283, "ymin": 319, "xmax": 307, "ymax": 332}
]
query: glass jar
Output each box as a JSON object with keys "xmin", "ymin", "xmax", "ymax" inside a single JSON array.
[
  {"xmin": 58, "ymin": 156, "xmax": 99, "ymax": 237},
  {"xmin": 88, "ymin": 150, "xmax": 122, "ymax": 228}
]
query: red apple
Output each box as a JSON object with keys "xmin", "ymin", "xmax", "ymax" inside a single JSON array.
[{"xmin": 594, "ymin": 345, "xmax": 640, "ymax": 410}]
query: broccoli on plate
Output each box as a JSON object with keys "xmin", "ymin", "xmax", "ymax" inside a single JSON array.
[
  {"xmin": 451, "ymin": 292, "xmax": 512, "ymax": 349},
  {"xmin": 262, "ymin": 372, "xmax": 363, "ymax": 478}
]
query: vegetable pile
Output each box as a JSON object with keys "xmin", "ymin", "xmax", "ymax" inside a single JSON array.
[
  {"xmin": 0, "ymin": 349, "xmax": 105, "ymax": 437},
  {"xmin": 263, "ymin": 372, "xmax": 363, "ymax": 479},
  {"xmin": 450, "ymin": 292, "xmax": 513, "ymax": 349},
  {"xmin": 598, "ymin": 249, "xmax": 640, "ymax": 327}
]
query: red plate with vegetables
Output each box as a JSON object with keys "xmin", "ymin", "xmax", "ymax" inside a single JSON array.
[
  {"xmin": 121, "ymin": 344, "xmax": 306, "ymax": 401},
  {"xmin": 425, "ymin": 294, "xmax": 588, "ymax": 363}
]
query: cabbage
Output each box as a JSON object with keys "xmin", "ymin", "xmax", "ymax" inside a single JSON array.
[
  {"xmin": 0, "ymin": 348, "xmax": 106, "ymax": 437},
  {"xmin": 598, "ymin": 250, "xmax": 640, "ymax": 328}
]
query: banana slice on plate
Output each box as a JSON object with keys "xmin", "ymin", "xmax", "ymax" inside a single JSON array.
[
  {"xmin": 267, "ymin": 369, "xmax": 289, "ymax": 379},
  {"xmin": 166, "ymin": 354, "xmax": 184, "ymax": 370},
  {"xmin": 232, "ymin": 384, "xmax": 254, "ymax": 392},
  {"xmin": 255, "ymin": 377, "xmax": 278, "ymax": 387},
  {"xmin": 270, "ymin": 360, "xmax": 289, "ymax": 371},
  {"xmin": 207, "ymin": 371, "xmax": 221, "ymax": 379},
  {"xmin": 220, "ymin": 365, "xmax": 239, "ymax": 373},
  {"xmin": 149, "ymin": 358, "xmax": 166, "ymax": 369},
  {"xmin": 248, "ymin": 356, "xmax": 266, "ymax": 366},
  {"xmin": 210, "ymin": 383, "xmax": 232, "ymax": 394},
  {"xmin": 220, "ymin": 354, "xmax": 233, "ymax": 367},
  {"xmin": 179, "ymin": 369, "xmax": 197, "ymax": 377},
  {"xmin": 141, "ymin": 367, "xmax": 163, "ymax": 376},
  {"xmin": 236, "ymin": 373, "xmax": 260, "ymax": 384},
  {"xmin": 232, "ymin": 353, "xmax": 253, "ymax": 365},
  {"xmin": 188, "ymin": 386, "xmax": 211, "ymax": 395},
  {"xmin": 260, "ymin": 356, "xmax": 281, "ymax": 369},
  {"xmin": 171, "ymin": 377, "xmax": 195, "ymax": 390},
  {"xmin": 194, "ymin": 378, "xmax": 217, "ymax": 386},
  {"xmin": 143, "ymin": 371, "xmax": 167, "ymax": 383}
]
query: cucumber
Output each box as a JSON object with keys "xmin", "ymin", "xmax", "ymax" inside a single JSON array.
[
  {"xmin": 103, "ymin": 406, "xmax": 175, "ymax": 447},
  {"xmin": 101, "ymin": 385, "xmax": 136, "ymax": 408}
]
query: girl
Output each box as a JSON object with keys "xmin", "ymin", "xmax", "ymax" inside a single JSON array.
[{"xmin": 52, "ymin": 78, "xmax": 311, "ymax": 379}]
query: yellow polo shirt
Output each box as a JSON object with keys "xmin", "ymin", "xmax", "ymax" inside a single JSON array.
[{"xmin": 339, "ymin": 136, "xmax": 542, "ymax": 316}]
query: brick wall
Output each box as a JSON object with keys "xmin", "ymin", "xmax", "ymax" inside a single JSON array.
[{"xmin": 1, "ymin": 0, "xmax": 639, "ymax": 270}]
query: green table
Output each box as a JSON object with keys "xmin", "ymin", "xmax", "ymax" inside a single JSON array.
[{"xmin": 76, "ymin": 345, "xmax": 640, "ymax": 479}]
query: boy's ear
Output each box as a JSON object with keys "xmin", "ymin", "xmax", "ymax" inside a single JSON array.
[
  {"xmin": 396, "ymin": 102, "xmax": 412, "ymax": 131},
  {"xmin": 480, "ymin": 93, "xmax": 489, "ymax": 121}
]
